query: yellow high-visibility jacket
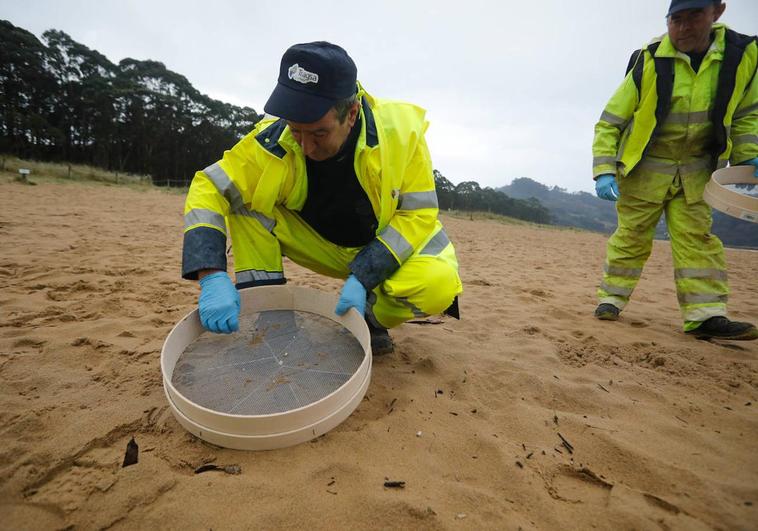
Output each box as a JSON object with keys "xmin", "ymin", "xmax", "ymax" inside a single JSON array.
[
  {"xmin": 182, "ymin": 85, "xmax": 440, "ymax": 289},
  {"xmin": 593, "ymin": 24, "xmax": 758, "ymax": 202}
]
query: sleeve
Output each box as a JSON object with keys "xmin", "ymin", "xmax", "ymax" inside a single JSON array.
[
  {"xmin": 350, "ymin": 133, "xmax": 438, "ymax": 290},
  {"xmin": 181, "ymin": 133, "xmax": 264, "ymax": 280},
  {"xmin": 592, "ymin": 69, "xmax": 641, "ymax": 179},
  {"xmin": 730, "ymin": 46, "xmax": 758, "ymax": 165}
]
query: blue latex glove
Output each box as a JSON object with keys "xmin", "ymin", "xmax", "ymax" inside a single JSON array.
[
  {"xmin": 198, "ymin": 271, "xmax": 240, "ymax": 334},
  {"xmin": 595, "ymin": 174, "xmax": 619, "ymax": 201},
  {"xmin": 740, "ymin": 157, "xmax": 758, "ymax": 178},
  {"xmin": 335, "ymin": 274, "xmax": 367, "ymax": 317}
]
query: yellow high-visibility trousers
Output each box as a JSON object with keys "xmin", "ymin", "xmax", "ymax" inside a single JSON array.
[
  {"xmin": 232, "ymin": 206, "xmax": 462, "ymax": 329},
  {"xmin": 598, "ymin": 174, "xmax": 728, "ymax": 327}
]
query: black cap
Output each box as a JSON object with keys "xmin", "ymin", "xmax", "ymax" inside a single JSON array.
[
  {"xmin": 264, "ymin": 42, "xmax": 357, "ymax": 123},
  {"xmin": 667, "ymin": 0, "xmax": 718, "ymax": 16}
]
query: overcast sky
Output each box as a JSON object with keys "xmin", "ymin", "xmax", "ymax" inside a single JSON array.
[{"xmin": 3, "ymin": 0, "xmax": 757, "ymax": 192}]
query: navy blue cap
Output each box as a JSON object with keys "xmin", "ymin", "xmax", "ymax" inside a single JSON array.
[
  {"xmin": 667, "ymin": 0, "xmax": 719, "ymax": 16},
  {"xmin": 264, "ymin": 42, "xmax": 357, "ymax": 123}
]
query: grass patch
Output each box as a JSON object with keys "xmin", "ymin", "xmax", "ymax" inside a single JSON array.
[
  {"xmin": 441, "ymin": 210, "xmax": 593, "ymax": 234},
  {"xmin": 0, "ymin": 155, "xmax": 155, "ymax": 189}
]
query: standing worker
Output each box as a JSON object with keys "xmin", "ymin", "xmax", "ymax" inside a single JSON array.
[
  {"xmin": 182, "ymin": 42, "xmax": 462, "ymax": 354},
  {"xmin": 592, "ymin": 0, "xmax": 757, "ymax": 340}
]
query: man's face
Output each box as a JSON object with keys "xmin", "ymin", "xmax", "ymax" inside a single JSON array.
[
  {"xmin": 667, "ymin": 3, "xmax": 726, "ymax": 53},
  {"xmin": 287, "ymin": 103, "xmax": 360, "ymax": 161}
]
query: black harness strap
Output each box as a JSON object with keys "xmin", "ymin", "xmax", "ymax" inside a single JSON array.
[
  {"xmin": 651, "ymin": 43, "xmax": 674, "ymax": 142},
  {"xmin": 626, "ymin": 48, "xmax": 643, "ymax": 90},
  {"xmin": 711, "ymin": 29, "xmax": 757, "ymax": 157}
]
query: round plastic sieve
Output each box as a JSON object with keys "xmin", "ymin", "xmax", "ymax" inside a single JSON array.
[
  {"xmin": 703, "ymin": 165, "xmax": 758, "ymax": 223},
  {"xmin": 161, "ymin": 286, "xmax": 371, "ymax": 450}
]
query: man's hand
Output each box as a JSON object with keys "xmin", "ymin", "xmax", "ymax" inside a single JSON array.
[
  {"xmin": 740, "ymin": 157, "xmax": 758, "ymax": 178},
  {"xmin": 198, "ymin": 271, "xmax": 240, "ymax": 334},
  {"xmin": 335, "ymin": 274, "xmax": 367, "ymax": 317},
  {"xmin": 595, "ymin": 174, "xmax": 619, "ymax": 201}
]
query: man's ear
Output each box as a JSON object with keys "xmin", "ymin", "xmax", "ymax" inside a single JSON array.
[
  {"xmin": 348, "ymin": 102, "xmax": 360, "ymax": 127},
  {"xmin": 713, "ymin": 2, "xmax": 726, "ymax": 21}
]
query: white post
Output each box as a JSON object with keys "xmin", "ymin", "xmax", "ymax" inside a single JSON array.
[{"xmin": 17, "ymin": 168, "xmax": 31, "ymax": 184}]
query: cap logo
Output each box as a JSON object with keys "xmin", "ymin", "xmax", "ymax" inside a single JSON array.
[{"xmin": 287, "ymin": 63, "xmax": 319, "ymax": 85}]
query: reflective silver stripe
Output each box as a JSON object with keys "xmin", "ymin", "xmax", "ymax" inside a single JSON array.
[
  {"xmin": 637, "ymin": 159, "xmax": 677, "ymax": 175},
  {"xmin": 236, "ymin": 270, "xmax": 284, "ymax": 284},
  {"xmin": 665, "ymin": 110, "xmax": 710, "ymax": 124},
  {"xmin": 379, "ymin": 225, "xmax": 413, "ymax": 261},
  {"xmin": 396, "ymin": 297, "xmax": 427, "ymax": 318},
  {"xmin": 677, "ymin": 293, "xmax": 728, "ymax": 304},
  {"xmin": 593, "ymin": 156, "xmax": 617, "ymax": 167},
  {"xmin": 184, "ymin": 208, "xmax": 226, "ymax": 232},
  {"xmin": 679, "ymin": 159, "xmax": 713, "ymax": 174},
  {"xmin": 674, "ymin": 268, "xmax": 728, "ymax": 281},
  {"xmin": 733, "ymin": 134, "xmax": 758, "ymax": 147},
  {"xmin": 604, "ymin": 263, "xmax": 643, "ymax": 278},
  {"xmin": 203, "ymin": 163, "xmax": 246, "ymax": 213},
  {"xmin": 419, "ymin": 230, "xmax": 450, "ymax": 256},
  {"xmin": 683, "ymin": 306, "xmax": 725, "ymax": 322},
  {"xmin": 398, "ymin": 191, "xmax": 438, "ymax": 210},
  {"xmin": 599, "ymin": 281, "xmax": 633, "ymax": 297},
  {"xmin": 244, "ymin": 210, "xmax": 276, "ymax": 232},
  {"xmin": 734, "ymin": 102, "xmax": 758, "ymax": 120},
  {"xmin": 600, "ymin": 110, "xmax": 627, "ymax": 127},
  {"xmin": 203, "ymin": 163, "xmax": 276, "ymax": 232}
]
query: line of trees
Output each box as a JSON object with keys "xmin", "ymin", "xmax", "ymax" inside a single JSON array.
[
  {"xmin": 0, "ymin": 20, "xmax": 260, "ymax": 185},
  {"xmin": 434, "ymin": 170, "xmax": 551, "ymax": 224},
  {"xmin": 1, "ymin": 19, "xmax": 552, "ymax": 224}
]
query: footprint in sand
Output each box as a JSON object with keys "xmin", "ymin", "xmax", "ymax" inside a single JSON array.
[{"xmin": 545, "ymin": 465, "xmax": 613, "ymax": 505}]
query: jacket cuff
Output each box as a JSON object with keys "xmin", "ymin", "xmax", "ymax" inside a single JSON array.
[
  {"xmin": 349, "ymin": 238, "xmax": 400, "ymax": 290},
  {"xmin": 182, "ymin": 226, "xmax": 227, "ymax": 280}
]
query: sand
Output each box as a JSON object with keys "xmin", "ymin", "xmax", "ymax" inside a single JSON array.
[{"xmin": 1, "ymin": 177, "xmax": 756, "ymax": 530}]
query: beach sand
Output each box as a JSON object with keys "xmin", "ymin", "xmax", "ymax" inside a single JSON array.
[{"xmin": 1, "ymin": 178, "xmax": 756, "ymax": 530}]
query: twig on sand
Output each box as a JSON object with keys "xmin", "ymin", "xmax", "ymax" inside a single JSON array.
[
  {"xmin": 557, "ymin": 433, "xmax": 574, "ymax": 454},
  {"xmin": 407, "ymin": 317, "xmax": 444, "ymax": 325},
  {"xmin": 194, "ymin": 464, "xmax": 242, "ymax": 475}
]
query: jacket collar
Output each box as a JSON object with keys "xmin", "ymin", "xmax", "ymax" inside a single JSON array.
[
  {"xmin": 653, "ymin": 23, "xmax": 726, "ymax": 64},
  {"xmin": 359, "ymin": 86, "xmax": 379, "ymax": 148},
  {"xmin": 255, "ymin": 119, "xmax": 288, "ymax": 158}
]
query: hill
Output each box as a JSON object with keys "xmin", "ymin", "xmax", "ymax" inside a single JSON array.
[{"xmin": 499, "ymin": 177, "xmax": 758, "ymax": 248}]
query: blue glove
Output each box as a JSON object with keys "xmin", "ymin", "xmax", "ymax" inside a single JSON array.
[
  {"xmin": 740, "ymin": 157, "xmax": 758, "ymax": 178},
  {"xmin": 595, "ymin": 174, "xmax": 619, "ymax": 201},
  {"xmin": 198, "ymin": 271, "xmax": 240, "ymax": 334},
  {"xmin": 335, "ymin": 275, "xmax": 367, "ymax": 317}
]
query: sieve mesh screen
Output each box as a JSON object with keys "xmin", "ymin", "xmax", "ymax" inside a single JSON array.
[{"xmin": 172, "ymin": 310, "xmax": 365, "ymax": 415}]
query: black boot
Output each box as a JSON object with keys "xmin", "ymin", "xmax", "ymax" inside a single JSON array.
[
  {"xmin": 594, "ymin": 303, "xmax": 620, "ymax": 321},
  {"xmin": 686, "ymin": 316, "xmax": 758, "ymax": 341},
  {"xmin": 367, "ymin": 321, "xmax": 394, "ymax": 355}
]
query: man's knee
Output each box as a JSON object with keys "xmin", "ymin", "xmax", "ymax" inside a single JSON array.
[{"xmin": 414, "ymin": 261, "xmax": 461, "ymax": 315}]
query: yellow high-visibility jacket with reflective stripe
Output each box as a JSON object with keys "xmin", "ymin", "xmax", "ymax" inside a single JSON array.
[
  {"xmin": 182, "ymin": 86, "xmax": 439, "ymax": 284},
  {"xmin": 593, "ymin": 24, "xmax": 758, "ymax": 184}
]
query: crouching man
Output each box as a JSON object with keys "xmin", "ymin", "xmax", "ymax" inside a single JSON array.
[{"xmin": 182, "ymin": 42, "xmax": 462, "ymax": 354}]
